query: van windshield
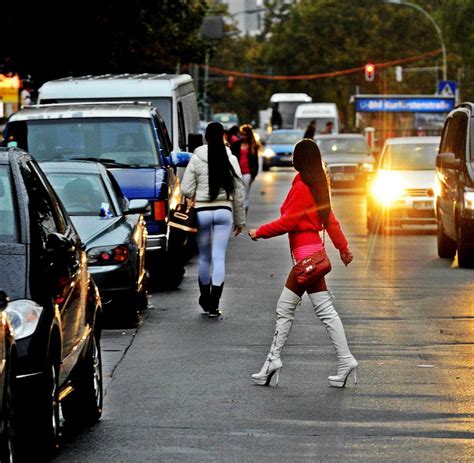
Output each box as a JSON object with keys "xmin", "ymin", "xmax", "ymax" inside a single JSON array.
[
  {"xmin": 11, "ymin": 118, "xmax": 160, "ymax": 167},
  {"xmin": 295, "ymin": 117, "xmax": 336, "ymax": 132}
]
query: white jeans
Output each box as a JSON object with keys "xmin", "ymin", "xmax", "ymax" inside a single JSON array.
[{"xmin": 242, "ymin": 173, "xmax": 252, "ymax": 210}]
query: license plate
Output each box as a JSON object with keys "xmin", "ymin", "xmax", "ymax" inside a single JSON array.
[
  {"xmin": 413, "ymin": 200, "xmax": 433, "ymax": 210},
  {"xmin": 332, "ymin": 173, "xmax": 355, "ymax": 182}
]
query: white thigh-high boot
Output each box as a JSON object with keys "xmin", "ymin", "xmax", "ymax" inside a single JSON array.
[
  {"xmin": 252, "ymin": 287, "xmax": 301, "ymax": 386},
  {"xmin": 308, "ymin": 291, "xmax": 358, "ymax": 387}
]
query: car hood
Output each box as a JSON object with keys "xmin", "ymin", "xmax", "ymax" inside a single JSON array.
[
  {"xmin": 376, "ymin": 169, "xmax": 437, "ymax": 188},
  {"xmin": 109, "ymin": 168, "xmax": 166, "ymax": 200},
  {"xmin": 323, "ymin": 154, "xmax": 373, "ymax": 165},
  {"xmin": 71, "ymin": 216, "xmax": 126, "ymax": 248},
  {"xmin": 267, "ymin": 144, "xmax": 294, "ymax": 154},
  {"xmin": 0, "ymin": 243, "xmax": 27, "ymax": 300}
]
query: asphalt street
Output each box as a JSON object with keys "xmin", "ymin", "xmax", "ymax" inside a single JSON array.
[{"xmin": 58, "ymin": 169, "xmax": 474, "ymax": 462}]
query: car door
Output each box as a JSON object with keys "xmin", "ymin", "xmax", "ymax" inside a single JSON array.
[
  {"xmin": 437, "ymin": 111, "xmax": 469, "ymax": 237},
  {"xmin": 21, "ymin": 161, "xmax": 88, "ymax": 377}
]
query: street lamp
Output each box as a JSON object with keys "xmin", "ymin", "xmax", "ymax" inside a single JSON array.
[{"xmin": 384, "ymin": 0, "xmax": 447, "ymax": 80}]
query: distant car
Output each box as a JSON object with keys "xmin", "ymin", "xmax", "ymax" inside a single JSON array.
[
  {"xmin": 262, "ymin": 129, "xmax": 304, "ymax": 171},
  {"xmin": 40, "ymin": 161, "xmax": 148, "ymax": 326},
  {"xmin": 435, "ymin": 102, "xmax": 474, "ymax": 267},
  {"xmin": 0, "ymin": 148, "xmax": 102, "ymax": 459},
  {"xmin": 212, "ymin": 112, "xmax": 239, "ymax": 130},
  {"xmin": 367, "ymin": 136, "xmax": 440, "ymax": 233},
  {"xmin": 314, "ymin": 134, "xmax": 374, "ymax": 188},
  {"xmin": 0, "ymin": 291, "xmax": 16, "ymax": 462}
]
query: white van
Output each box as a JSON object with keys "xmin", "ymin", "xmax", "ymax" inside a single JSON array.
[
  {"xmin": 269, "ymin": 93, "xmax": 312, "ymax": 129},
  {"xmin": 38, "ymin": 73, "xmax": 202, "ymax": 152},
  {"xmin": 294, "ymin": 103, "xmax": 339, "ymax": 133}
]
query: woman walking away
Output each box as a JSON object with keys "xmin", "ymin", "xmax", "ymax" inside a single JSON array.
[
  {"xmin": 231, "ymin": 124, "xmax": 259, "ymax": 218},
  {"xmin": 248, "ymin": 139, "xmax": 358, "ymax": 387},
  {"xmin": 181, "ymin": 122, "xmax": 245, "ymax": 318}
]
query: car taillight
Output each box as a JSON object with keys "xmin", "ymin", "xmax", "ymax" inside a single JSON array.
[
  {"xmin": 154, "ymin": 201, "xmax": 166, "ymax": 221},
  {"xmin": 88, "ymin": 244, "xmax": 130, "ymax": 265}
]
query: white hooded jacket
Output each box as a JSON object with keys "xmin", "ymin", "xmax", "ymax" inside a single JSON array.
[{"xmin": 181, "ymin": 144, "xmax": 246, "ymax": 226}]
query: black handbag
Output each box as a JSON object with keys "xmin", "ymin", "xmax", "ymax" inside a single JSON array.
[{"xmin": 168, "ymin": 198, "xmax": 197, "ymax": 233}]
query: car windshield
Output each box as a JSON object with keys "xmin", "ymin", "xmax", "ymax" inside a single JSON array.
[
  {"xmin": 267, "ymin": 132, "xmax": 303, "ymax": 144},
  {"xmin": 17, "ymin": 118, "xmax": 160, "ymax": 167},
  {"xmin": 380, "ymin": 143, "xmax": 439, "ymax": 170},
  {"xmin": 46, "ymin": 172, "xmax": 115, "ymax": 217},
  {"xmin": 0, "ymin": 166, "xmax": 18, "ymax": 243},
  {"xmin": 316, "ymin": 138, "xmax": 369, "ymax": 154}
]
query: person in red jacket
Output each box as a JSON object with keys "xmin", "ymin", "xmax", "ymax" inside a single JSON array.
[{"xmin": 248, "ymin": 139, "xmax": 358, "ymax": 388}]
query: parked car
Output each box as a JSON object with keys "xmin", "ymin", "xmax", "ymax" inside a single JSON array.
[
  {"xmin": 435, "ymin": 102, "xmax": 474, "ymax": 267},
  {"xmin": 0, "ymin": 148, "xmax": 102, "ymax": 458},
  {"xmin": 262, "ymin": 129, "xmax": 304, "ymax": 171},
  {"xmin": 4, "ymin": 102, "xmax": 195, "ymax": 289},
  {"xmin": 40, "ymin": 161, "xmax": 148, "ymax": 326},
  {"xmin": 314, "ymin": 134, "xmax": 374, "ymax": 188},
  {"xmin": 0, "ymin": 291, "xmax": 16, "ymax": 462},
  {"xmin": 367, "ymin": 136, "xmax": 440, "ymax": 233}
]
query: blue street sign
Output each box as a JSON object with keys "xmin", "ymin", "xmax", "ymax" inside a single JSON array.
[
  {"xmin": 355, "ymin": 96, "xmax": 455, "ymax": 113},
  {"xmin": 437, "ymin": 80, "xmax": 457, "ymax": 96}
]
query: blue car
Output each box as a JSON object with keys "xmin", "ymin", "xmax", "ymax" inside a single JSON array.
[
  {"xmin": 262, "ymin": 129, "xmax": 304, "ymax": 171},
  {"xmin": 4, "ymin": 102, "xmax": 202, "ymax": 289}
]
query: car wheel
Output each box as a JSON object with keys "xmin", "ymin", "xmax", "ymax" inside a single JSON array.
[
  {"xmin": 62, "ymin": 333, "xmax": 103, "ymax": 427},
  {"xmin": 457, "ymin": 226, "xmax": 474, "ymax": 268},
  {"xmin": 148, "ymin": 255, "xmax": 185, "ymax": 291},
  {"xmin": 437, "ymin": 219, "xmax": 456, "ymax": 259}
]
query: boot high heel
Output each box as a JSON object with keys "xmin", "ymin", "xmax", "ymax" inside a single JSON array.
[
  {"xmin": 251, "ymin": 358, "xmax": 282, "ymax": 387},
  {"xmin": 328, "ymin": 356, "xmax": 358, "ymax": 388}
]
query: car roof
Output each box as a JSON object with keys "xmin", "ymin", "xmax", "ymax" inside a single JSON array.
[
  {"xmin": 384, "ymin": 136, "xmax": 441, "ymax": 145},
  {"xmin": 314, "ymin": 134, "xmax": 365, "ymax": 139},
  {"xmin": 9, "ymin": 102, "xmax": 156, "ymax": 121},
  {"xmin": 39, "ymin": 160, "xmax": 107, "ymax": 175}
]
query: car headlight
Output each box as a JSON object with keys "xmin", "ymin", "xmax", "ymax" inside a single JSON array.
[
  {"xmin": 359, "ymin": 162, "xmax": 374, "ymax": 173},
  {"xmin": 5, "ymin": 300, "xmax": 43, "ymax": 340},
  {"xmin": 464, "ymin": 191, "xmax": 474, "ymax": 209},
  {"xmin": 371, "ymin": 173, "xmax": 404, "ymax": 204},
  {"xmin": 87, "ymin": 244, "xmax": 130, "ymax": 265},
  {"xmin": 263, "ymin": 148, "xmax": 276, "ymax": 158}
]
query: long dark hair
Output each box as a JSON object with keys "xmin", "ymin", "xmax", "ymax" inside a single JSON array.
[
  {"xmin": 292, "ymin": 139, "xmax": 331, "ymax": 227},
  {"xmin": 206, "ymin": 122, "xmax": 238, "ymax": 201}
]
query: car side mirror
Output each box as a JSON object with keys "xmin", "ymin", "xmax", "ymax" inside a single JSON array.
[
  {"xmin": 169, "ymin": 151, "xmax": 191, "ymax": 168},
  {"xmin": 126, "ymin": 199, "xmax": 149, "ymax": 214},
  {"xmin": 188, "ymin": 133, "xmax": 204, "ymax": 153},
  {"xmin": 436, "ymin": 152, "xmax": 461, "ymax": 169},
  {"xmin": 0, "ymin": 290, "xmax": 9, "ymax": 310}
]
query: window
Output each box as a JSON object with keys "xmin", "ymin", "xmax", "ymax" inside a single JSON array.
[
  {"xmin": 380, "ymin": 143, "xmax": 439, "ymax": 170},
  {"xmin": 316, "ymin": 138, "xmax": 369, "ymax": 155},
  {"xmin": 177, "ymin": 102, "xmax": 187, "ymax": 151},
  {"xmin": 0, "ymin": 166, "xmax": 18, "ymax": 243},
  {"xmin": 440, "ymin": 111, "xmax": 468, "ymax": 160}
]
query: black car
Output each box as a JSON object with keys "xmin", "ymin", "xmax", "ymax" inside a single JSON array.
[
  {"xmin": 0, "ymin": 148, "xmax": 102, "ymax": 458},
  {"xmin": 40, "ymin": 161, "xmax": 148, "ymax": 326},
  {"xmin": 0, "ymin": 291, "xmax": 16, "ymax": 462},
  {"xmin": 435, "ymin": 102, "xmax": 474, "ymax": 268}
]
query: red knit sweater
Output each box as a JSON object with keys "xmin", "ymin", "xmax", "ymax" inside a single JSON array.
[{"xmin": 255, "ymin": 173, "xmax": 348, "ymax": 252}]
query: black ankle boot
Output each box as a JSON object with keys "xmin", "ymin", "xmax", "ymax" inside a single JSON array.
[
  {"xmin": 208, "ymin": 283, "xmax": 224, "ymax": 317},
  {"xmin": 198, "ymin": 279, "xmax": 211, "ymax": 313}
]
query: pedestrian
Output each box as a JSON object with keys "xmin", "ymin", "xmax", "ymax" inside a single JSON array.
[
  {"xmin": 270, "ymin": 103, "xmax": 283, "ymax": 130},
  {"xmin": 231, "ymin": 124, "xmax": 259, "ymax": 219},
  {"xmin": 303, "ymin": 120, "xmax": 317, "ymax": 139},
  {"xmin": 248, "ymin": 138, "xmax": 358, "ymax": 388},
  {"xmin": 321, "ymin": 121, "xmax": 334, "ymax": 134},
  {"xmin": 181, "ymin": 122, "xmax": 245, "ymax": 318},
  {"xmin": 227, "ymin": 125, "xmax": 241, "ymax": 146}
]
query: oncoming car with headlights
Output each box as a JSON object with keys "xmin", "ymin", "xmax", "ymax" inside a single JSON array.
[
  {"xmin": 0, "ymin": 148, "xmax": 102, "ymax": 459},
  {"xmin": 367, "ymin": 136, "xmax": 440, "ymax": 233},
  {"xmin": 40, "ymin": 160, "xmax": 148, "ymax": 326},
  {"xmin": 262, "ymin": 129, "xmax": 304, "ymax": 171}
]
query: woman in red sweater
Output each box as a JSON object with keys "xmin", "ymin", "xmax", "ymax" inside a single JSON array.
[{"xmin": 249, "ymin": 139, "xmax": 358, "ymax": 388}]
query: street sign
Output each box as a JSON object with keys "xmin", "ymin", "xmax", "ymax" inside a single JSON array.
[
  {"xmin": 355, "ymin": 96, "xmax": 455, "ymax": 113},
  {"xmin": 437, "ymin": 80, "xmax": 457, "ymax": 96}
]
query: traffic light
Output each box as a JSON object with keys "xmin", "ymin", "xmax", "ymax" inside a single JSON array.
[{"xmin": 365, "ymin": 63, "xmax": 375, "ymax": 81}]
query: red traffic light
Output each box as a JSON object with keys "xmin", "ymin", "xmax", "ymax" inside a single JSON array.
[{"xmin": 365, "ymin": 63, "xmax": 375, "ymax": 81}]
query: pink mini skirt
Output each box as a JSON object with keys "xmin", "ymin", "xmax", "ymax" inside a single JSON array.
[{"xmin": 292, "ymin": 242, "xmax": 324, "ymax": 262}]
